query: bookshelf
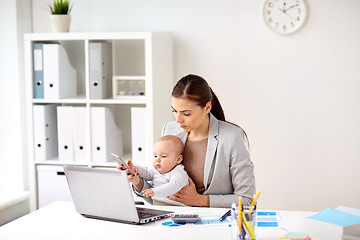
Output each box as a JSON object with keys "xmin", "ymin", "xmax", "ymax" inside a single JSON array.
[{"xmin": 24, "ymin": 32, "xmax": 174, "ymax": 211}]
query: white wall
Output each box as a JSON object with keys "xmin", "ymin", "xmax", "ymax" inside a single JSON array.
[
  {"xmin": 0, "ymin": 0, "xmax": 31, "ymax": 225},
  {"xmin": 0, "ymin": 0, "xmax": 25, "ymax": 193},
  {"xmin": 31, "ymin": 0, "xmax": 360, "ymax": 211}
]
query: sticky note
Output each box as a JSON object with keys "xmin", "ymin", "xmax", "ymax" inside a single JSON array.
[{"xmin": 284, "ymin": 232, "xmax": 309, "ymax": 238}]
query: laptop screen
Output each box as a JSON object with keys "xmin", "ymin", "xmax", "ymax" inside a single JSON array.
[{"xmin": 63, "ymin": 166, "xmax": 140, "ymax": 223}]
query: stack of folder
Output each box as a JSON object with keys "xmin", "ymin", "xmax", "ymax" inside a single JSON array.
[{"xmin": 57, "ymin": 106, "xmax": 123, "ymax": 163}]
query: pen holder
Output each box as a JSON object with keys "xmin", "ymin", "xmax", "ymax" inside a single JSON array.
[
  {"xmin": 242, "ymin": 206, "xmax": 257, "ymax": 240},
  {"xmin": 231, "ymin": 207, "xmax": 257, "ymax": 240}
]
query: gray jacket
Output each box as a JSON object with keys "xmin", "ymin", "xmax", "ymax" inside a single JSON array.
[{"xmin": 161, "ymin": 113, "xmax": 256, "ymax": 208}]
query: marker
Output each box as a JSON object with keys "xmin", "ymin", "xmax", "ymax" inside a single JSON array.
[
  {"xmin": 219, "ymin": 210, "xmax": 231, "ymax": 221},
  {"xmin": 242, "ymin": 211, "xmax": 255, "ymax": 240}
]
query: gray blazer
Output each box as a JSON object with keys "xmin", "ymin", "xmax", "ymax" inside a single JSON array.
[{"xmin": 161, "ymin": 113, "xmax": 256, "ymax": 208}]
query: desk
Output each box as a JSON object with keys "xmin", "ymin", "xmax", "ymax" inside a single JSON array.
[{"xmin": 0, "ymin": 201, "xmax": 319, "ymax": 240}]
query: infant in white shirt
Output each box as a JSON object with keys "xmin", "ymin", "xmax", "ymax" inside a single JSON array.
[{"xmin": 126, "ymin": 135, "xmax": 189, "ymax": 206}]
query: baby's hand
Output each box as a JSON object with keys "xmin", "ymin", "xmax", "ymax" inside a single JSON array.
[
  {"xmin": 116, "ymin": 160, "xmax": 140, "ymax": 184},
  {"xmin": 143, "ymin": 189, "xmax": 154, "ymax": 197}
]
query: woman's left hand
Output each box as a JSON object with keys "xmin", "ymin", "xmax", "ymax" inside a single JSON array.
[{"xmin": 168, "ymin": 177, "xmax": 209, "ymax": 207}]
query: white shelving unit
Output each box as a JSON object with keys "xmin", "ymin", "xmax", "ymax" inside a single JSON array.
[{"xmin": 24, "ymin": 32, "xmax": 174, "ymax": 211}]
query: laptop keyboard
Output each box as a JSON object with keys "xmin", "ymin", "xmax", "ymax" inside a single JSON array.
[{"xmin": 138, "ymin": 211, "xmax": 156, "ymax": 219}]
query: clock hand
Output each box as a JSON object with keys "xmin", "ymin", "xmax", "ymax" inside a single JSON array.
[
  {"xmin": 283, "ymin": 0, "xmax": 287, "ymax": 11},
  {"xmin": 284, "ymin": 11, "xmax": 295, "ymax": 20},
  {"xmin": 277, "ymin": 6, "xmax": 295, "ymax": 21},
  {"xmin": 284, "ymin": 4, "xmax": 296, "ymax": 12},
  {"xmin": 279, "ymin": 1, "xmax": 294, "ymax": 13}
]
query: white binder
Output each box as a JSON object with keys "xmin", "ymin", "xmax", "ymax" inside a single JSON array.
[
  {"xmin": 131, "ymin": 107, "xmax": 147, "ymax": 164},
  {"xmin": 72, "ymin": 107, "xmax": 89, "ymax": 163},
  {"xmin": 91, "ymin": 107, "xmax": 123, "ymax": 163},
  {"xmin": 33, "ymin": 104, "xmax": 58, "ymax": 161},
  {"xmin": 43, "ymin": 43, "xmax": 77, "ymax": 99},
  {"xmin": 89, "ymin": 42, "xmax": 112, "ymax": 99},
  {"xmin": 57, "ymin": 106, "xmax": 75, "ymax": 162}
]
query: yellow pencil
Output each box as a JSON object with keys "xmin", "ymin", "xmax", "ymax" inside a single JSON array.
[
  {"xmin": 238, "ymin": 197, "xmax": 242, "ymax": 237},
  {"xmin": 248, "ymin": 191, "xmax": 261, "ymax": 213},
  {"xmin": 248, "ymin": 195, "xmax": 256, "ymax": 213}
]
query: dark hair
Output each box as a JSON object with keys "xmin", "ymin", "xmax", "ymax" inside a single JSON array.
[
  {"xmin": 172, "ymin": 74, "xmax": 250, "ymax": 149},
  {"xmin": 172, "ymin": 74, "xmax": 225, "ymax": 121}
]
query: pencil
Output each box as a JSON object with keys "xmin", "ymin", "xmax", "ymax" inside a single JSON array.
[
  {"xmin": 248, "ymin": 191, "xmax": 261, "ymax": 213},
  {"xmin": 248, "ymin": 195, "xmax": 256, "ymax": 213},
  {"xmin": 238, "ymin": 197, "xmax": 242, "ymax": 237}
]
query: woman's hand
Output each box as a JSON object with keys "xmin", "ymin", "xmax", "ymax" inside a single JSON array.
[{"xmin": 168, "ymin": 177, "xmax": 209, "ymax": 207}]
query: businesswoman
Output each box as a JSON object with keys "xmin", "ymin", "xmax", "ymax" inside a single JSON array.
[{"xmin": 121, "ymin": 74, "xmax": 255, "ymax": 208}]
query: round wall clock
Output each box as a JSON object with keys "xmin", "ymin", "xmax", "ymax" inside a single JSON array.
[{"xmin": 263, "ymin": 0, "xmax": 307, "ymax": 35}]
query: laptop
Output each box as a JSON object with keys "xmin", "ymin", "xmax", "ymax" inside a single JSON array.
[{"xmin": 63, "ymin": 165, "xmax": 173, "ymax": 224}]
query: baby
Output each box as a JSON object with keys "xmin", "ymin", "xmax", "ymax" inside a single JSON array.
[{"xmin": 123, "ymin": 135, "xmax": 189, "ymax": 206}]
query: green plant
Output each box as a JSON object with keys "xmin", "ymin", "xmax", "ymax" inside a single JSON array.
[{"xmin": 49, "ymin": 0, "xmax": 73, "ymax": 14}]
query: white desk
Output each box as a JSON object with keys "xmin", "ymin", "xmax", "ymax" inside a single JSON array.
[{"xmin": 0, "ymin": 201, "xmax": 320, "ymax": 240}]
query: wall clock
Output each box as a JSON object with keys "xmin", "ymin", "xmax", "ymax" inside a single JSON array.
[{"xmin": 263, "ymin": 0, "xmax": 307, "ymax": 35}]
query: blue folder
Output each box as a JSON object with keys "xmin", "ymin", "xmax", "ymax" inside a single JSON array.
[{"xmin": 33, "ymin": 43, "xmax": 44, "ymax": 99}]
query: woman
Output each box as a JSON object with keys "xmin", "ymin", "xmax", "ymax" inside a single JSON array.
[{"xmin": 123, "ymin": 74, "xmax": 255, "ymax": 208}]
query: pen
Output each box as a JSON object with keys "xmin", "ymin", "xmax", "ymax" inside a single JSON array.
[
  {"xmin": 219, "ymin": 210, "xmax": 231, "ymax": 221},
  {"xmin": 238, "ymin": 197, "xmax": 243, "ymax": 238},
  {"xmin": 230, "ymin": 203, "xmax": 238, "ymax": 240}
]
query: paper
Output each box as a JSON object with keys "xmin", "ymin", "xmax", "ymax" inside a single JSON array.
[
  {"xmin": 336, "ymin": 206, "xmax": 360, "ymax": 218},
  {"xmin": 34, "ymin": 49, "xmax": 43, "ymax": 71},
  {"xmin": 258, "ymin": 222, "xmax": 278, "ymax": 227},
  {"xmin": 257, "ymin": 211, "xmax": 279, "ymax": 227},
  {"xmin": 307, "ymin": 208, "xmax": 360, "ymax": 227}
]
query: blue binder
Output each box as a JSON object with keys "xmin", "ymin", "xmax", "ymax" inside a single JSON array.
[{"xmin": 33, "ymin": 43, "xmax": 44, "ymax": 99}]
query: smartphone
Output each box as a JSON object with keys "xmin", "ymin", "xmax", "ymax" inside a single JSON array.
[{"xmin": 111, "ymin": 153, "xmax": 135, "ymax": 175}]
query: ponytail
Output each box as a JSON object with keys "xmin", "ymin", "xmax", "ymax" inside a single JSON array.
[{"xmin": 209, "ymin": 87, "xmax": 225, "ymax": 121}]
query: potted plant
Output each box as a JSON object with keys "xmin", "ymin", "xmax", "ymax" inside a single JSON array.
[{"xmin": 49, "ymin": 0, "xmax": 73, "ymax": 32}]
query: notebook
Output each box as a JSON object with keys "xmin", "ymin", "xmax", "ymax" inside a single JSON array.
[{"xmin": 63, "ymin": 165, "xmax": 173, "ymax": 224}]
